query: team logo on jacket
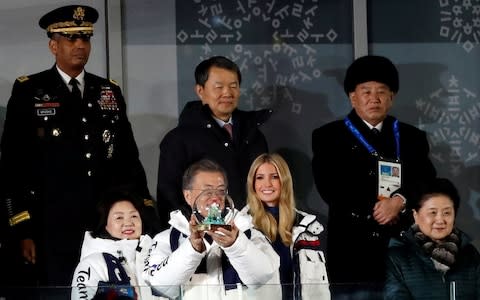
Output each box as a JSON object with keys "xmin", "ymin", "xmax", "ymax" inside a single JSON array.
[{"xmin": 98, "ymin": 86, "xmax": 119, "ymax": 111}]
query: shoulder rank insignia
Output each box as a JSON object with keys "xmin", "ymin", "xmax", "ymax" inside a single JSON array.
[
  {"xmin": 9, "ymin": 211, "xmax": 31, "ymax": 226},
  {"xmin": 109, "ymin": 79, "xmax": 119, "ymax": 86},
  {"xmin": 16, "ymin": 75, "xmax": 29, "ymax": 83}
]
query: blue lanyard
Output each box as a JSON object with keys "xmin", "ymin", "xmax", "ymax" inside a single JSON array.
[{"xmin": 344, "ymin": 117, "xmax": 401, "ymax": 160}]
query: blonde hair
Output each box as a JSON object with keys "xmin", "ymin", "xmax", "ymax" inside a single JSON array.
[{"xmin": 246, "ymin": 153, "xmax": 296, "ymax": 246}]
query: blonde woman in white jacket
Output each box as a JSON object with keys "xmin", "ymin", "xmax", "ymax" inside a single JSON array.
[
  {"xmin": 143, "ymin": 159, "xmax": 281, "ymax": 300},
  {"xmin": 245, "ymin": 153, "xmax": 330, "ymax": 300},
  {"xmin": 71, "ymin": 190, "xmax": 164, "ymax": 300}
]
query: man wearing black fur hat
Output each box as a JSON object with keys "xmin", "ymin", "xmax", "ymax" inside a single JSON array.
[
  {"xmin": 311, "ymin": 55, "xmax": 436, "ymax": 299},
  {"xmin": 0, "ymin": 5, "xmax": 157, "ymax": 288}
]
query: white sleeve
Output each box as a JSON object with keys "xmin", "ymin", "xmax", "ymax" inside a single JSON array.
[
  {"xmin": 71, "ymin": 256, "xmax": 104, "ymax": 300},
  {"xmin": 143, "ymin": 230, "xmax": 205, "ymax": 299},
  {"xmin": 223, "ymin": 228, "xmax": 280, "ymax": 287}
]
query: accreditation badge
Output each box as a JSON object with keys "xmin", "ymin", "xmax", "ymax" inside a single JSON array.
[{"xmin": 378, "ymin": 159, "xmax": 402, "ymax": 199}]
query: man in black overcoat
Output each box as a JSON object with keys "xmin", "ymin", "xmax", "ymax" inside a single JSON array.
[
  {"xmin": 311, "ymin": 55, "xmax": 437, "ymax": 299},
  {"xmin": 156, "ymin": 56, "xmax": 271, "ymax": 228}
]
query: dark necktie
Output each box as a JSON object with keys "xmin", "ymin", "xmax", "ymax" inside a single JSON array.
[
  {"xmin": 69, "ymin": 78, "xmax": 82, "ymax": 99},
  {"xmin": 223, "ymin": 123, "xmax": 233, "ymax": 139},
  {"xmin": 371, "ymin": 128, "xmax": 380, "ymax": 136},
  {"xmin": 370, "ymin": 127, "xmax": 382, "ymax": 150}
]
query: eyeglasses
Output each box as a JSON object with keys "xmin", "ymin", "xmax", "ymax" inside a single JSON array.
[{"xmin": 190, "ymin": 188, "xmax": 227, "ymax": 198}]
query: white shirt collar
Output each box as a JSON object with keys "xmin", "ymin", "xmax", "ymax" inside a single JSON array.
[
  {"xmin": 363, "ymin": 119, "xmax": 383, "ymax": 131},
  {"xmin": 56, "ymin": 65, "xmax": 85, "ymax": 93},
  {"xmin": 212, "ymin": 115, "xmax": 233, "ymax": 127}
]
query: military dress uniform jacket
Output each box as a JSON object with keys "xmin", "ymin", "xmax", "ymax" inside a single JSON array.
[
  {"xmin": 156, "ymin": 101, "xmax": 271, "ymax": 228},
  {"xmin": 311, "ymin": 110, "xmax": 436, "ymax": 286},
  {"xmin": 0, "ymin": 66, "xmax": 151, "ymax": 285}
]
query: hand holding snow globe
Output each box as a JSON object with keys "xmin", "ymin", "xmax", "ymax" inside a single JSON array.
[{"xmin": 193, "ymin": 189, "xmax": 235, "ymax": 231}]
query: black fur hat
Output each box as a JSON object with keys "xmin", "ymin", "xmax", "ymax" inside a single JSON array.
[{"xmin": 343, "ymin": 55, "xmax": 399, "ymax": 95}]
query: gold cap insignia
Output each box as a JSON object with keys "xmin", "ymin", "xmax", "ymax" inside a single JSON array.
[
  {"xmin": 39, "ymin": 5, "xmax": 99, "ymax": 36},
  {"xmin": 73, "ymin": 7, "xmax": 85, "ymax": 22}
]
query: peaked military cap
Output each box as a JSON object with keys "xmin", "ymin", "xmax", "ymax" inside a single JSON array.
[
  {"xmin": 343, "ymin": 55, "xmax": 399, "ymax": 95},
  {"xmin": 39, "ymin": 5, "xmax": 99, "ymax": 38}
]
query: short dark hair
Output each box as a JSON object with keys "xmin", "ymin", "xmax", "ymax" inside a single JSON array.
[
  {"xmin": 92, "ymin": 189, "xmax": 148, "ymax": 239},
  {"xmin": 412, "ymin": 177, "xmax": 461, "ymax": 213},
  {"xmin": 194, "ymin": 56, "xmax": 242, "ymax": 86},
  {"xmin": 182, "ymin": 159, "xmax": 228, "ymax": 190}
]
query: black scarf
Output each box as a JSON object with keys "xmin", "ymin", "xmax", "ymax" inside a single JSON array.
[{"xmin": 412, "ymin": 224, "xmax": 460, "ymax": 273}]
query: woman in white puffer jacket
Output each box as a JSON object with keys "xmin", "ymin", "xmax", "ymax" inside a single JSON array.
[{"xmin": 71, "ymin": 190, "xmax": 165, "ymax": 300}]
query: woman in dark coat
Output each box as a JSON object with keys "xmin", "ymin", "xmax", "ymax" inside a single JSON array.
[{"xmin": 385, "ymin": 178, "xmax": 480, "ymax": 299}]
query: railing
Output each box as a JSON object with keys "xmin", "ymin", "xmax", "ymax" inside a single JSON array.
[
  {"xmin": 0, "ymin": 283, "xmax": 380, "ymax": 300},
  {"xmin": 0, "ymin": 282, "xmax": 463, "ymax": 300}
]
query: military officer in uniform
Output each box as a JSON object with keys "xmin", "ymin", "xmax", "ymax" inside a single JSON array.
[{"xmin": 0, "ymin": 5, "xmax": 156, "ymax": 288}]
